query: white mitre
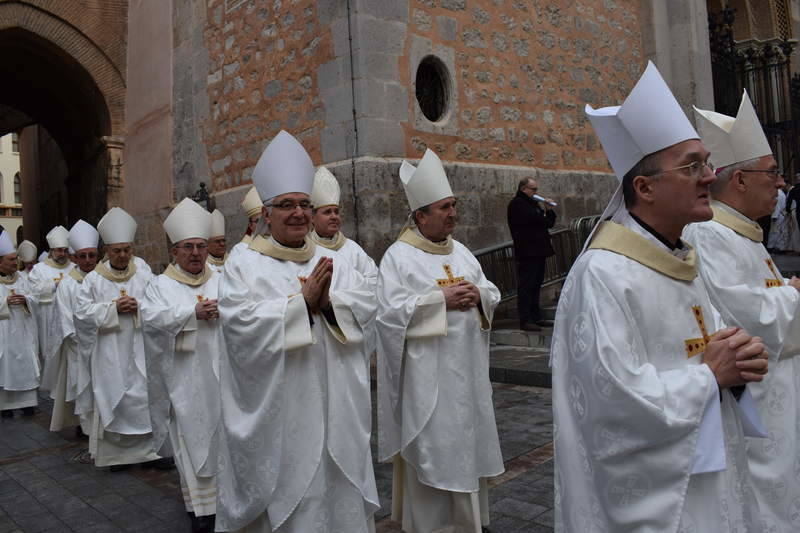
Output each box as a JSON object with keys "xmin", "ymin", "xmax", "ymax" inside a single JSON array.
[
  {"xmin": 164, "ymin": 198, "xmax": 212, "ymax": 243},
  {"xmin": 240, "ymin": 187, "xmax": 262, "ymax": 219},
  {"xmin": 38, "ymin": 251, "xmax": 48, "ymax": 262},
  {"xmin": 46, "ymin": 226, "xmax": 70, "ymax": 249},
  {"xmin": 584, "ymin": 61, "xmax": 699, "ymax": 245},
  {"xmin": 693, "ymin": 90, "xmax": 772, "ymax": 169},
  {"xmin": 17, "ymin": 240, "xmax": 37, "ymax": 262},
  {"xmin": 69, "ymin": 220, "xmax": 100, "ymax": 251},
  {"xmin": 399, "ymin": 149, "xmax": 455, "ymax": 211},
  {"xmin": 210, "ymin": 209, "xmax": 225, "ymax": 238},
  {"xmin": 251, "ymin": 130, "xmax": 315, "ymax": 202},
  {"xmin": 0, "ymin": 231, "xmax": 14, "ymax": 257},
  {"xmin": 310, "ymin": 166, "xmax": 341, "ymax": 208},
  {"xmin": 98, "ymin": 207, "xmax": 137, "ymax": 245}
]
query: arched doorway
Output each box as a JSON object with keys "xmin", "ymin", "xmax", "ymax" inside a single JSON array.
[{"xmin": 0, "ymin": 1, "xmax": 126, "ymax": 247}]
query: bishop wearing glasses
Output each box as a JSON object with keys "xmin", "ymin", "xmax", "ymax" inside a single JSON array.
[
  {"xmin": 215, "ymin": 130, "xmax": 379, "ymax": 533},
  {"xmin": 683, "ymin": 91, "xmax": 800, "ymax": 531},
  {"xmin": 48, "ymin": 220, "xmax": 100, "ymax": 435}
]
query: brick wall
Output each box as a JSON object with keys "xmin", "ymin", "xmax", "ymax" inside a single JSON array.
[
  {"xmin": 402, "ymin": 0, "xmax": 643, "ymax": 172},
  {"xmin": 203, "ymin": 0, "xmax": 335, "ymax": 192}
]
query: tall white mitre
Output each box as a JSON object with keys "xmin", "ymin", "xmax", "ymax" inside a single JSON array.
[
  {"xmin": 68, "ymin": 220, "xmax": 100, "ymax": 251},
  {"xmin": 17, "ymin": 241, "xmax": 37, "ymax": 262},
  {"xmin": 693, "ymin": 90, "xmax": 772, "ymax": 169},
  {"xmin": 399, "ymin": 148, "xmax": 454, "ymax": 211},
  {"xmin": 0, "ymin": 231, "xmax": 14, "ymax": 257},
  {"xmin": 46, "ymin": 226, "xmax": 70, "ymax": 249},
  {"xmin": 210, "ymin": 209, "xmax": 225, "ymax": 238},
  {"xmin": 585, "ymin": 61, "xmax": 699, "ymax": 234},
  {"xmin": 240, "ymin": 187, "xmax": 262, "ymax": 219},
  {"xmin": 97, "ymin": 207, "xmax": 137, "ymax": 245},
  {"xmin": 164, "ymin": 198, "xmax": 212, "ymax": 243},
  {"xmin": 310, "ymin": 166, "xmax": 341, "ymax": 208},
  {"xmin": 251, "ymin": 130, "xmax": 315, "ymax": 201}
]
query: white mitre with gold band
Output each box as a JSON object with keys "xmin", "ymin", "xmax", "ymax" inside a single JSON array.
[
  {"xmin": 210, "ymin": 209, "xmax": 225, "ymax": 238},
  {"xmin": 98, "ymin": 207, "xmax": 138, "ymax": 245},
  {"xmin": 17, "ymin": 240, "xmax": 37, "ymax": 262},
  {"xmin": 585, "ymin": 60, "xmax": 699, "ymax": 246},
  {"xmin": 400, "ymin": 148, "xmax": 454, "ymax": 211},
  {"xmin": 164, "ymin": 198, "xmax": 212, "ymax": 243},
  {"xmin": 68, "ymin": 220, "xmax": 100, "ymax": 251},
  {"xmin": 252, "ymin": 130, "xmax": 315, "ymax": 202},
  {"xmin": 240, "ymin": 187, "xmax": 262, "ymax": 219},
  {"xmin": 693, "ymin": 90, "xmax": 772, "ymax": 169},
  {"xmin": 46, "ymin": 226, "xmax": 70, "ymax": 249},
  {"xmin": 0, "ymin": 231, "xmax": 14, "ymax": 257},
  {"xmin": 310, "ymin": 166, "xmax": 341, "ymax": 208}
]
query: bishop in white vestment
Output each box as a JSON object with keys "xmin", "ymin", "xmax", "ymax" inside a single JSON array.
[
  {"xmin": 29, "ymin": 226, "xmax": 73, "ymax": 387},
  {"xmin": 206, "ymin": 209, "xmax": 228, "ymax": 274},
  {"xmin": 143, "ymin": 199, "xmax": 222, "ymax": 533},
  {"xmin": 17, "ymin": 240, "xmax": 37, "ymax": 281},
  {"xmin": 215, "ymin": 131, "xmax": 379, "ymax": 533},
  {"xmin": 377, "ymin": 149, "xmax": 504, "ymax": 533},
  {"xmin": 684, "ymin": 92, "xmax": 800, "ymax": 532},
  {"xmin": 0, "ymin": 231, "xmax": 40, "ymax": 416},
  {"xmin": 74, "ymin": 207, "xmax": 161, "ymax": 468},
  {"xmin": 48, "ymin": 220, "xmax": 100, "ymax": 433},
  {"xmin": 553, "ymin": 62, "xmax": 769, "ymax": 533}
]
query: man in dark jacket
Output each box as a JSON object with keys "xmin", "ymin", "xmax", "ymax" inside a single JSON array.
[{"xmin": 507, "ymin": 177, "xmax": 556, "ymax": 331}]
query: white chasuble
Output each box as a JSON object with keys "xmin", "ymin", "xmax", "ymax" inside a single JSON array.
[
  {"xmin": 684, "ymin": 202, "xmax": 800, "ymax": 532},
  {"xmin": 553, "ymin": 211, "xmax": 761, "ymax": 533},
  {"xmin": 48, "ymin": 273, "xmax": 88, "ymax": 431},
  {"xmin": 74, "ymin": 257, "xmax": 159, "ymax": 467},
  {"xmin": 141, "ymin": 266, "xmax": 222, "ymax": 516},
  {"xmin": 215, "ymin": 240, "xmax": 379, "ymax": 532},
  {"xmin": 28, "ymin": 259, "xmax": 73, "ymax": 389},
  {"xmin": 0, "ymin": 273, "xmax": 40, "ymax": 409},
  {"xmin": 376, "ymin": 234, "xmax": 503, "ymax": 533}
]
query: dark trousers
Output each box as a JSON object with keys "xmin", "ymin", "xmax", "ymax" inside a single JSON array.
[{"xmin": 516, "ymin": 257, "xmax": 546, "ymax": 325}]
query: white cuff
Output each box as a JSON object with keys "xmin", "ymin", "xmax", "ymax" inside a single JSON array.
[
  {"xmin": 284, "ymin": 295, "xmax": 313, "ymax": 351},
  {"xmin": 100, "ymin": 303, "xmax": 120, "ymax": 332},
  {"xmin": 736, "ymin": 386, "xmax": 769, "ymax": 438},
  {"xmin": 691, "ymin": 371, "xmax": 725, "ymax": 475},
  {"xmin": 407, "ymin": 291, "xmax": 447, "ymax": 339}
]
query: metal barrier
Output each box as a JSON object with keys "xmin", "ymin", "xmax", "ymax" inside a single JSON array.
[{"xmin": 474, "ymin": 215, "xmax": 602, "ymax": 301}]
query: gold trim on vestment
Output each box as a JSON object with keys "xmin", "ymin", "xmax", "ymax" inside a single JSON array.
[
  {"xmin": 163, "ymin": 264, "xmax": 213, "ymax": 287},
  {"xmin": 711, "ymin": 205, "xmax": 763, "ymax": 242},
  {"xmin": 249, "ymin": 235, "xmax": 316, "ymax": 262},
  {"xmin": 240, "ymin": 234, "xmax": 253, "ymax": 245},
  {"xmin": 206, "ymin": 253, "xmax": 227, "ymax": 267},
  {"xmin": 95, "ymin": 260, "xmax": 138, "ymax": 283},
  {"xmin": 310, "ymin": 230, "xmax": 347, "ymax": 251},
  {"xmin": 44, "ymin": 257, "xmax": 71, "ymax": 270},
  {"xmin": 0, "ymin": 272, "xmax": 18, "ymax": 285},
  {"xmin": 397, "ymin": 227, "xmax": 454, "ymax": 255},
  {"xmin": 588, "ymin": 221, "xmax": 697, "ymax": 281},
  {"xmin": 69, "ymin": 269, "xmax": 87, "ymax": 283}
]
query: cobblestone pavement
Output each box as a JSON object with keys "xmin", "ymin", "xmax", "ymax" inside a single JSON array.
[{"xmin": 1, "ymin": 383, "xmax": 553, "ymax": 532}]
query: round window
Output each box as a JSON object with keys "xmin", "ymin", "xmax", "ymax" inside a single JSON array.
[{"xmin": 415, "ymin": 55, "xmax": 450, "ymax": 122}]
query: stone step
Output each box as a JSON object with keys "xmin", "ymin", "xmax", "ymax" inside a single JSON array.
[
  {"xmin": 489, "ymin": 345, "xmax": 552, "ymax": 388},
  {"xmin": 491, "ymin": 328, "xmax": 552, "ymax": 349}
]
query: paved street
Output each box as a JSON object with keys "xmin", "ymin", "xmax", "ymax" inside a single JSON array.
[{"xmin": 0, "ymin": 383, "xmax": 554, "ymax": 532}]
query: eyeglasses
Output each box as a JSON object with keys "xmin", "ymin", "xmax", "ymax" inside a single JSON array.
[
  {"xmin": 738, "ymin": 168, "xmax": 784, "ymax": 180},
  {"xmin": 266, "ymin": 200, "xmax": 313, "ymax": 211},
  {"xmin": 645, "ymin": 160, "xmax": 715, "ymax": 180},
  {"xmin": 177, "ymin": 243, "xmax": 208, "ymax": 251}
]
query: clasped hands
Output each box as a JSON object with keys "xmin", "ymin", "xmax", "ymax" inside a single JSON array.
[
  {"xmin": 196, "ymin": 299, "xmax": 219, "ymax": 320},
  {"xmin": 303, "ymin": 257, "xmax": 333, "ymax": 314},
  {"xmin": 116, "ymin": 295, "xmax": 139, "ymax": 314},
  {"xmin": 442, "ymin": 280, "xmax": 481, "ymax": 312},
  {"xmin": 704, "ymin": 327, "xmax": 769, "ymax": 389},
  {"xmin": 6, "ymin": 294, "xmax": 26, "ymax": 306}
]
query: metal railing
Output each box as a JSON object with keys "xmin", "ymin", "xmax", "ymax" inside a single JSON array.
[{"xmin": 475, "ymin": 215, "xmax": 601, "ymax": 301}]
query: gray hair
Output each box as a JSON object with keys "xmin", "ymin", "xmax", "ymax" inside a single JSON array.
[
  {"xmin": 621, "ymin": 152, "xmax": 662, "ymax": 208},
  {"xmin": 411, "ymin": 204, "xmax": 431, "ymax": 226},
  {"xmin": 711, "ymin": 157, "xmax": 760, "ymax": 197}
]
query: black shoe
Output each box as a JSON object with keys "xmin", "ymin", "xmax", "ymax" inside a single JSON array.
[
  {"xmin": 1, "ymin": 410, "xmax": 12, "ymax": 419},
  {"xmin": 109, "ymin": 464, "xmax": 132, "ymax": 472},
  {"xmin": 191, "ymin": 514, "xmax": 216, "ymax": 533},
  {"xmin": 21, "ymin": 407, "xmax": 35, "ymax": 417},
  {"xmin": 75, "ymin": 426, "xmax": 88, "ymax": 440},
  {"xmin": 520, "ymin": 322, "xmax": 542, "ymax": 332},
  {"xmin": 142, "ymin": 457, "xmax": 175, "ymax": 470},
  {"xmin": 481, "ymin": 528, "xmax": 492, "ymax": 533},
  {"xmin": 534, "ymin": 319, "xmax": 554, "ymax": 328}
]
